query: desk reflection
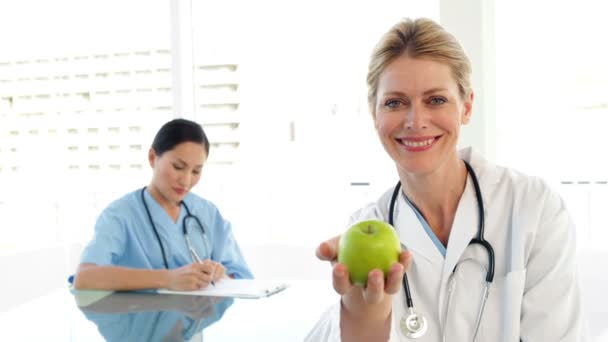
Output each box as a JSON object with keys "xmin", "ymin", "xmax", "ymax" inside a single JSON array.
[
  {"xmin": 0, "ymin": 280, "xmax": 333, "ymax": 341},
  {"xmin": 76, "ymin": 292, "xmax": 233, "ymax": 342}
]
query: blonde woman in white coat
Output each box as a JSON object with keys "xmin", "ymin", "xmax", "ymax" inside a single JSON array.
[{"xmin": 305, "ymin": 18, "xmax": 585, "ymax": 342}]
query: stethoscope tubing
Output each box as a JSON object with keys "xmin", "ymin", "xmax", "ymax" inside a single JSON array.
[
  {"xmin": 141, "ymin": 187, "xmax": 209, "ymax": 269},
  {"xmin": 388, "ymin": 160, "xmax": 495, "ymax": 337}
]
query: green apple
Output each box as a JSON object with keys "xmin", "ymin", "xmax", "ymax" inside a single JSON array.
[{"xmin": 338, "ymin": 219, "xmax": 401, "ymax": 287}]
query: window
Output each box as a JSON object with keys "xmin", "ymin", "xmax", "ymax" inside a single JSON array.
[{"xmin": 0, "ymin": 1, "xmax": 172, "ymax": 309}]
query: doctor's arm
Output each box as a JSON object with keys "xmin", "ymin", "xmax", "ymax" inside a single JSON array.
[
  {"xmin": 520, "ymin": 188, "xmax": 585, "ymax": 341},
  {"xmin": 316, "ymin": 236, "xmax": 412, "ymax": 342},
  {"xmin": 73, "ymin": 262, "xmax": 217, "ymax": 291}
]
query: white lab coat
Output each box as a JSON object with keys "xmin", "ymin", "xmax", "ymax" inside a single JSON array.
[{"xmin": 305, "ymin": 147, "xmax": 585, "ymax": 342}]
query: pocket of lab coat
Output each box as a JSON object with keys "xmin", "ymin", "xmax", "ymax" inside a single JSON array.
[{"xmin": 477, "ymin": 269, "xmax": 526, "ymax": 342}]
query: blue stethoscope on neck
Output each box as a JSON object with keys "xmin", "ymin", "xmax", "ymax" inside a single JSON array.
[
  {"xmin": 140, "ymin": 187, "xmax": 211, "ymax": 269},
  {"xmin": 388, "ymin": 160, "xmax": 495, "ymax": 341}
]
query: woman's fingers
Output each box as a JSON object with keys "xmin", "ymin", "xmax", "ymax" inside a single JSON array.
[
  {"xmin": 168, "ymin": 263, "xmax": 218, "ymax": 290},
  {"xmin": 400, "ymin": 250, "xmax": 413, "ymax": 271},
  {"xmin": 332, "ymin": 263, "xmax": 352, "ymax": 295},
  {"xmin": 182, "ymin": 278, "xmax": 206, "ymax": 291},
  {"xmin": 384, "ymin": 263, "xmax": 405, "ymax": 294},
  {"xmin": 316, "ymin": 236, "xmax": 341, "ymax": 261},
  {"xmin": 214, "ymin": 263, "xmax": 226, "ymax": 280},
  {"xmin": 192, "ymin": 268, "xmax": 213, "ymax": 283},
  {"xmin": 210, "ymin": 262, "xmax": 225, "ymax": 281},
  {"xmin": 362, "ymin": 269, "xmax": 386, "ymax": 304},
  {"xmin": 383, "ymin": 251, "xmax": 411, "ymax": 294},
  {"xmin": 190, "ymin": 262, "xmax": 216, "ymax": 284}
]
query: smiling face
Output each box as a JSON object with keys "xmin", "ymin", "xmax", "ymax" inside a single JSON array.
[
  {"xmin": 148, "ymin": 141, "xmax": 207, "ymax": 207},
  {"xmin": 373, "ymin": 56, "xmax": 473, "ymax": 176}
]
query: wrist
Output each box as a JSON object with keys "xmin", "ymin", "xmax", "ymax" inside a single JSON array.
[
  {"xmin": 340, "ymin": 292, "xmax": 393, "ymax": 342},
  {"xmin": 341, "ymin": 287, "xmax": 393, "ymax": 321},
  {"xmin": 158, "ymin": 269, "xmax": 171, "ymax": 288}
]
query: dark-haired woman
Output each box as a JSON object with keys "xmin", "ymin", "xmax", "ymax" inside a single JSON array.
[{"xmin": 74, "ymin": 119, "xmax": 252, "ymax": 290}]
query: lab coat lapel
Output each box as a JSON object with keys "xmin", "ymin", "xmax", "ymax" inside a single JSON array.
[
  {"xmin": 394, "ymin": 193, "xmax": 444, "ymax": 264},
  {"xmin": 438, "ymin": 148, "xmax": 502, "ymax": 319},
  {"xmin": 441, "ymin": 175, "xmax": 478, "ymax": 281}
]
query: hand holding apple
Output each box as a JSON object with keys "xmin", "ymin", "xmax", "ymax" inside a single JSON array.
[
  {"xmin": 337, "ymin": 220, "xmax": 401, "ymax": 287},
  {"xmin": 316, "ymin": 232, "xmax": 411, "ymax": 309}
]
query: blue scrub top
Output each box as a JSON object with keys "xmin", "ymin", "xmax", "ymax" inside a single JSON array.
[{"xmin": 80, "ymin": 188, "xmax": 253, "ymax": 279}]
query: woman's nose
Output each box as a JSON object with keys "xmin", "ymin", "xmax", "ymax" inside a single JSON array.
[
  {"xmin": 405, "ymin": 105, "xmax": 428, "ymax": 130},
  {"xmin": 178, "ymin": 171, "xmax": 191, "ymax": 187}
]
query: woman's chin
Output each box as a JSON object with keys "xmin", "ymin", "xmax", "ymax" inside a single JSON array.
[{"xmin": 398, "ymin": 160, "xmax": 438, "ymax": 176}]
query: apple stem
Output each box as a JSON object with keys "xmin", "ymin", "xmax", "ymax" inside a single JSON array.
[{"xmin": 367, "ymin": 225, "xmax": 373, "ymax": 234}]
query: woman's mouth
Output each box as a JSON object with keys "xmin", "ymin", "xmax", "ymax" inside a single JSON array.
[{"xmin": 397, "ymin": 136, "xmax": 440, "ymax": 152}]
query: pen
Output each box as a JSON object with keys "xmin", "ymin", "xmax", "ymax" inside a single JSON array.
[{"xmin": 189, "ymin": 247, "xmax": 214, "ymax": 286}]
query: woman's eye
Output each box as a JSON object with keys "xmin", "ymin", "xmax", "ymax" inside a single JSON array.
[
  {"xmin": 173, "ymin": 164, "xmax": 184, "ymax": 170},
  {"xmin": 428, "ymin": 97, "xmax": 447, "ymax": 105},
  {"xmin": 385, "ymin": 100, "xmax": 402, "ymax": 109},
  {"xmin": 193, "ymin": 170, "xmax": 201, "ymax": 175}
]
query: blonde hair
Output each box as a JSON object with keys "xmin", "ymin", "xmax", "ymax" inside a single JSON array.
[{"xmin": 367, "ymin": 18, "xmax": 472, "ymax": 112}]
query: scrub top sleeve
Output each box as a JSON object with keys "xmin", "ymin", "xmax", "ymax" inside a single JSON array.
[
  {"xmin": 211, "ymin": 210, "xmax": 253, "ymax": 279},
  {"xmin": 520, "ymin": 185, "xmax": 586, "ymax": 341},
  {"xmin": 79, "ymin": 209, "xmax": 128, "ymax": 266}
]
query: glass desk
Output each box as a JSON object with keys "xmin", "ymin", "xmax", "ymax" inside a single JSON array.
[{"xmin": 0, "ymin": 279, "xmax": 336, "ymax": 341}]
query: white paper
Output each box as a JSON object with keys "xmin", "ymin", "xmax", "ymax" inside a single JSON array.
[{"xmin": 157, "ymin": 278, "xmax": 289, "ymax": 299}]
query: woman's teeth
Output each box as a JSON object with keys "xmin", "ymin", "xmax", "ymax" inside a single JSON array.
[{"xmin": 402, "ymin": 138, "xmax": 434, "ymax": 147}]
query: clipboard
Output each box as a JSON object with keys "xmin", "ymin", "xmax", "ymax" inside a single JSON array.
[{"xmin": 157, "ymin": 278, "xmax": 289, "ymax": 299}]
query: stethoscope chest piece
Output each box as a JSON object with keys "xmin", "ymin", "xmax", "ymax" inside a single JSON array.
[{"xmin": 400, "ymin": 310, "xmax": 428, "ymax": 338}]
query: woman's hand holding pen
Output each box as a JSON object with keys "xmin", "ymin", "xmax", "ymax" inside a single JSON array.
[
  {"xmin": 200, "ymin": 260, "xmax": 226, "ymax": 284},
  {"xmin": 316, "ymin": 235, "xmax": 413, "ymax": 340},
  {"xmin": 211, "ymin": 261, "xmax": 226, "ymax": 282},
  {"xmin": 166, "ymin": 262, "xmax": 220, "ymax": 290}
]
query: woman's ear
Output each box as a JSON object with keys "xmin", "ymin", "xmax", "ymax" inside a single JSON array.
[
  {"xmin": 461, "ymin": 90, "xmax": 474, "ymax": 124},
  {"xmin": 148, "ymin": 148, "xmax": 156, "ymax": 168}
]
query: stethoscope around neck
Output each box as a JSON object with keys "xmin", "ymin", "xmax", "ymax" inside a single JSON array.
[
  {"xmin": 140, "ymin": 186, "xmax": 211, "ymax": 269},
  {"xmin": 388, "ymin": 160, "xmax": 495, "ymax": 341}
]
